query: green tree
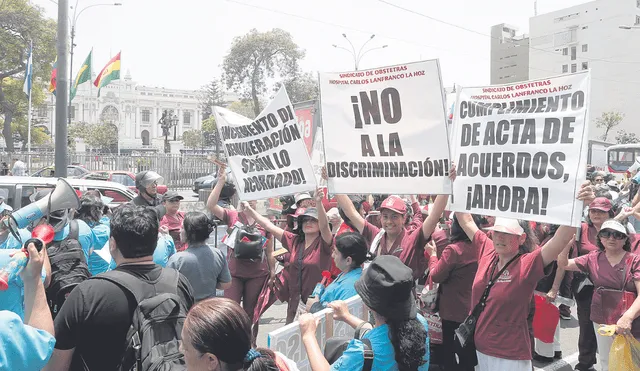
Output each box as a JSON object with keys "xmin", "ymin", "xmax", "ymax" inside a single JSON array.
[
  {"xmin": 227, "ymin": 100, "xmax": 257, "ymax": 119},
  {"xmin": 198, "ymin": 79, "xmax": 225, "ymax": 120},
  {"xmin": 183, "ymin": 129, "xmax": 204, "ymax": 148},
  {"xmin": 276, "ymin": 69, "xmax": 319, "ymax": 103},
  {"xmin": 615, "ymin": 130, "xmax": 640, "ymax": 144},
  {"xmin": 83, "ymin": 123, "xmax": 118, "ymax": 152},
  {"xmin": 222, "ymin": 28, "xmax": 304, "ymax": 116},
  {"xmin": 1, "ymin": 77, "xmax": 50, "ymax": 149},
  {"xmin": 595, "ymin": 111, "xmax": 624, "ymax": 142},
  {"xmin": 0, "ymin": 0, "xmax": 57, "ymax": 151},
  {"xmin": 68, "ymin": 122, "xmax": 89, "ymax": 150}
]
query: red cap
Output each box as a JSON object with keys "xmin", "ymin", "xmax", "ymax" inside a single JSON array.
[
  {"xmin": 589, "ymin": 197, "xmax": 612, "ymax": 212},
  {"xmin": 378, "ymin": 196, "xmax": 407, "ymax": 215}
]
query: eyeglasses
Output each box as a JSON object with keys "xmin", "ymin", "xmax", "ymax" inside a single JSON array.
[{"xmin": 599, "ymin": 230, "xmax": 627, "ymax": 240}]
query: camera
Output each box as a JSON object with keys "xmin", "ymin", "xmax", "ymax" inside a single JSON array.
[{"xmin": 454, "ymin": 315, "xmax": 477, "ymax": 348}]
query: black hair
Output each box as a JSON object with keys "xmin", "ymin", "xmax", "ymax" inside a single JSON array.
[
  {"xmin": 372, "ymin": 194, "xmax": 389, "ymax": 210},
  {"xmin": 335, "ymin": 232, "xmax": 373, "ymax": 268},
  {"xmin": 211, "ymin": 178, "xmax": 236, "ymax": 202},
  {"xmin": 75, "ymin": 195, "xmax": 104, "ymax": 224},
  {"xmin": 184, "ymin": 298, "xmax": 278, "ymax": 371},
  {"xmin": 338, "ymin": 195, "xmax": 365, "ymax": 231},
  {"xmin": 111, "ymin": 204, "xmax": 158, "ymax": 258},
  {"xmin": 183, "ymin": 212, "xmax": 214, "ymax": 244},
  {"xmin": 518, "ymin": 219, "xmax": 539, "ymax": 254},
  {"xmin": 449, "ymin": 214, "xmax": 485, "ymax": 244},
  {"xmin": 387, "ymin": 318, "xmax": 428, "ymax": 371}
]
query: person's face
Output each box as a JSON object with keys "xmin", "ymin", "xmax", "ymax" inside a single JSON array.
[
  {"xmin": 492, "ymin": 231, "xmax": 523, "ymax": 255},
  {"xmin": 589, "ymin": 208, "xmax": 609, "ymax": 225},
  {"xmin": 381, "ymin": 209, "xmax": 404, "ymax": 235},
  {"xmin": 598, "ymin": 229, "xmax": 627, "ymax": 252},
  {"xmin": 593, "ymin": 176, "xmax": 604, "ymax": 184},
  {"xmin": 145, "ymin": 181, "xmax": 158, "ymax": 196},
  {"xmin": 301, "ymin": 216, "xmax": 319, "ymax": 234},
  {"xmin": 332, "ymin": 248, "xmax": 352, "ymax": 272},
  {"xmin": 164, "ymin": 199, "xmax": 180, "ymax": 214},
  {"xmin": 298, "ymin": 199, "xmax": 315, "ymax": 208},
  {"xmin": 180, "ymin": 327, "xmax": 217, "ymax": 371}
]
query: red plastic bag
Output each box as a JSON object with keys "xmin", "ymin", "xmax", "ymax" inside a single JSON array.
[
  {"xmin": 533, "ymin": 294, "xmax": 560, "ymax": 343},
  {"xmin": 425, "ymin": 312, "xmax": 443, "ymax": 345}
]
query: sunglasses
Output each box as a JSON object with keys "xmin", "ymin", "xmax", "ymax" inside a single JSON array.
[{"xmin": 599, "ymin": 230, "xmax": 627, "ymax": 240}]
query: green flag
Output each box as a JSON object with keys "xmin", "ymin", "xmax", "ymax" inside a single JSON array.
[{"xmin": 70, "ymin": 50, "xmax": 92, "ymax": 101}]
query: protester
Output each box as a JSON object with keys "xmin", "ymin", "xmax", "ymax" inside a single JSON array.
[
  {"xmin": 306, "ymin": 232, "xmax": 372, "ymax": 312},
  {"xmin": 160, "ymin": 191, "xmax": 186, "ymax": 251},
  {"xmin": 299, "ymin": 255, "xmax": 431, "ymax": 370},
  {"xmin": 336, "ymin": 195, "xmax": 367, "ymax": 236},
  {"xmin": 241, "ymin": 188, "xmax": 334, "ymax": 324},
  {"xmin": 427, "ymin": 214, "xmax": 482, "ymax": 371},
  {"xmin": 74, "ymin": 194, "xmax": 111, "ymax": 275},
  {"xmin": 207, "ymin": 165, "xmax": 276, "ymax": 333},
  {"xmin": 0, "ymin": 242, "xmax": 56, "ymax": 371},
  {"xmin": 131, "ymin": 170, "xmax": 164, "ymax": 207},
  {"xmin": 453, "ymin": 181, "xmax": 593, "ymax": 371},
  {"xmin": 181, "ymin": 297, "xmax": 282, "ymax": 371},
  {"xmin": 0, "ymin": 188, "xmax": 13, "ymax": 213},
  {"xmin": 574, "ymin": 197, "xmax": 613, "ymax": 371},
  {"xmin": 44, "ymin": 205, "xmax": 195, "ymax": 371},
  {"xmin": 167, "ymin": 212, "xmax": 232, "ymax": 301},
  {"xmin": 11, "ymin": 157, "xmax": 26, "ymax": 176},
  {"xmin": 559, "ymin": 219, "xmax": 640, "ymax": 371}
]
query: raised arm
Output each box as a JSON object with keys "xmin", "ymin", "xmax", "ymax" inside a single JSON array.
[
  {"xmin": 456, "ymin": 212, "xmax": 479, "ymax": 241},
  {"xmin": 422, "ymin": 194, "xmax": 448, "ymax": 240},
  {"xmin": 240, "ymin": 202, "xmax": 285, "ymax": 242},
  {"xmin": 557, "ymin": 242, "xmax": 581, "ymax": 272},
  {"xmin": 335, "ymin": 194, "xmax": 366, "ymax": 233},
  {"xmin": 315, "ymin": 188, "xmax": 334, "ymax": 245},
  {"xmin": 541, "ymin": 181, "xmax": 594, "ymax": 266},
  {"xmin": 206, "ymin": 165, "xmax": 227, "ymax": 220}
]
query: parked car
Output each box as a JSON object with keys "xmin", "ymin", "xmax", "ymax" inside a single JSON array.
[
  {"xmin": 0, "ymin": 176, "xmax": 136, "ymax": 210},
  {"xmin": 80, "ymin": 171, "xmax": 168, "ymax": 194},
  {"xmin": 31, "ymin": 165, "xmax": 89, "ymax": 178}
]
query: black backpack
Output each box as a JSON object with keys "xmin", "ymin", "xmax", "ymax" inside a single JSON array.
[
  {"xmin": 324, "ymin": 323, "xmax": 374, "ymax": 371},
  {"xmin": 92, "ymin": 268, "xmax": 188, "ymax": 371},
  {"xmin": 46, "ymin": 220, "xmax": 91, "ymax": 318},
  {"xmin": 230, "ymin": 216, "xmax": 265, "ymax": 260}
]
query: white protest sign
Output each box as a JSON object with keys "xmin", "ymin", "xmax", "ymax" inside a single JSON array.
[
  {"xmin": 267, "ymin": 295, "xmax": 367, "ymax": 371},
  {"xmin": 319, "ymin": 60, "xmax": 452, "ymax": 194},
  {"xmin": 213, "ymin": 88, "xmax": 316, "ymax": 201},
  {"xmin": 449, "ymin": 72, "xmax": 591, "ymax": 227}
]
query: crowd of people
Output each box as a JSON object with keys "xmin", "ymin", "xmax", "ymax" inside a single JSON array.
[{"xmin": 3, "ymin": 163, "xmax": 640, "ymax": 371}]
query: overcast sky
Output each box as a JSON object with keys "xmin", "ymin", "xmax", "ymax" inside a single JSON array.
[{"xmin": 33, "ymin": 0, "xmax": 590, "ymax": 92}]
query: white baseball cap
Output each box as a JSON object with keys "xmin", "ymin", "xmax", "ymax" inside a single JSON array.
[
  {"xmin": 484, "ymin": 217, "xmax": 524, "ymax": 235},
  {"xmin": 600, "ymin": 220, "xmax": 627, "ymax": 236}
]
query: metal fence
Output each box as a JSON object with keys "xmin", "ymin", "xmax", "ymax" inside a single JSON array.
[{"xmin": 1, "ymin": 152, "xmax": 219, "ymax": 189}]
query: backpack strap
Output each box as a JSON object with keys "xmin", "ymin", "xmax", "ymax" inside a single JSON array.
[
  {"xmin": 361, "ymin": 338, "xmax": 373, "ymax": 371},
  {"xmin": 92, "ymin": 267, "xmax": 179, "ymax": 304},
  {"xmin": 68, "ymin": 220, "xmax": 79, "ymax": 240}
]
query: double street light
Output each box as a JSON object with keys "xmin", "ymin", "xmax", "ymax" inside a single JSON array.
[{"xmin": 333, "ymin": 34, "xmax": 388, "ymax": 71}]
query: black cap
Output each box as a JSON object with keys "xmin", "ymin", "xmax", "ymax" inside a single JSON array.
[
  {"xmin": 355, "ymin": 255, "xmax": 417, "ymax": 321},
  {"xmin": 163, "ymin": 191, "xmax": 183, "ymax": 202}
]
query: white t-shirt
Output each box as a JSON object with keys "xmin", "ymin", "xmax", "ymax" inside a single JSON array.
[{"xmin": 12, "ymin": 161, "xmax": 26, "ymax": 176}]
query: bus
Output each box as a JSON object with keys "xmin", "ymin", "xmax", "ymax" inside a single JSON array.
[{"xmin": 606, "ymin": 143, "xmax": 640, "ymax": 174}]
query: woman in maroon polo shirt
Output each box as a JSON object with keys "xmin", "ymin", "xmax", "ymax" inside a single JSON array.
[
  {"xmin": 574, "ymin": 197, "xmax": 615, "ymax": 371},
  {"xmin": 454, "ymin": 182, "xmax": 592, "ymax": 371},
  {"xmin": 241, "ymin": 189, "xmax": 334, "ymax": 324},
  {"xmin": 559, "ymin": 219, "xmax": 640, "ymax": 371},
  {"xmin": 206, "ymin": 166, "xmax": 276, "ymax": 336},
  {"xmin": 427, "ymin": 214, "xmax": 483, "ymax": 371}
]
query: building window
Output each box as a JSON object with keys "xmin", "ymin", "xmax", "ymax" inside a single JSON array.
[
  {"xmin": 571, "ymin": 46, "xmax": 577, "ymax": 60},
  {"xmin": 562, "ymin": 47, "xmax": 568, "ymax": 55},
  {"xmin": 183, "ymin": 111, "xmax": 191, "ymax": 124},
  {"xmin": 582, "ymin": 44, "xmax": 588, "ymax": 52},
  {"xmin": 582, "ymin": 62, "xmax": 589, "ymax": 70},
  {"xmin": 69, "ymin": 106, "xmax": 76, "ymax": 119},
  {"xmin": 571, "ymin": 64, "xmax": 577, "ymax": 73},
  {"xmin": 142, "ymin": 109, "xmax": 150, "ymax": 123},
  {"xmin": 37, "ymin": 106, "xmax": 47, "ymax": 117},
  {"xmin": 636, "ymin": 15, "xmax": 640, "ymax": 25},
  {"xmin": 562, "ymin": 64, "xmax": 568, "ymax": 73}
]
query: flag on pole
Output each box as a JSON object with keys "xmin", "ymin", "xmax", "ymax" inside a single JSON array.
[
  {"xmin": 93, "ymin": 51, "xmax": 121, "ymax": 97},
  {"xmin": 70, "ymin": 50, "xmax": 92, "ymax": 101},
  {"xmin": 23, "ymin": 41, "xmax": 33, "ymax": 97},
  {"xmin": 49, "ymin": 57, "xmax": 58, "ymax": 95}
]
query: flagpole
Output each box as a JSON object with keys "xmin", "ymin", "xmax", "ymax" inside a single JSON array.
[{"xmin": 26, "ymin": 40, "xmax": 33, "ymax": 172}]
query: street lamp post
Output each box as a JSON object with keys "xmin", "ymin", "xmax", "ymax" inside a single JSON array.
[
  {"xmin": 332, "ymin": 34, "xmax": 388, "ymax": 70},
  {"xmin": 619, "ymin": 25, "xmax": 640, "ymax": 30},
  {"xmin": 159, "ymin": 110, "xmax": 178, "ymax": 154},
  {"xmin": 68, "ymin": 2, "xmax": 122, "ymax": 128}
]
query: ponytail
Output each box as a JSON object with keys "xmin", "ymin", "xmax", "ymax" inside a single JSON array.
[
  {"xmin": 387, "ymin": 318, "xmax": 428, "ymax": 371},
  {"xmin": 244, "ymin": 348, "xmax": 278, "ymax": 371}
]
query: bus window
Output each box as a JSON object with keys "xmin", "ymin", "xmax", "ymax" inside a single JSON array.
[{"xmin": 608, "ymin": 149, "xmax": 639, "ymax": 172}]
